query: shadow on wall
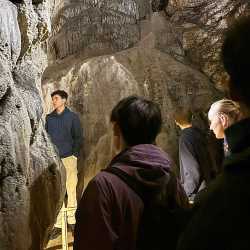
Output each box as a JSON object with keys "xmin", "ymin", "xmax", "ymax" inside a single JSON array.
[
  {"xmin": 29, "ymin": 165, "xmax": 64, "ymax": 250},
  {"xmin": 9, "ymin": 0, "xmax": 22, "ymax": 3},
  {"xmin": 76, "ymin": 151, "xmax": 85, "ymax": 203}
]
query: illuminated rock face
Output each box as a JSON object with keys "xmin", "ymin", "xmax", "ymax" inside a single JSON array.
[
  {"xmin": 166, "ymin": 0, "xmax": 250, "ymax": 88},
  {"xmin": 43, "ymin": 0, "xmax": 249, "ymax": 189},
  {"xmin": 0, "ymin": 1, "xmax": 65, "ymax": 250},
  {"xmin": 42, "ymin": 45, "xmax": 220, "ymax": 188},
  {"xmin": 48, "ymin": 0, "xmax": 143, "ymax": 60}
]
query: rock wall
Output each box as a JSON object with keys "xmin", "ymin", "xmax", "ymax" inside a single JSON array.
[
  {"xmin": 166, "ymin": 0, "xmax": 250, "ymax": 89},
  {"xmin": 48, "ymin": 0, "xmax": 143, "ymax": 60},
  {"xmin": 42, "ymin": 0, "xmax": 250, "ymax": 191},
  {"xmin": 43, "ymin": 45, "xmax": 219, "ymax": 188},
  {"xmin": 0, "ymin": 1, "xmax": 65, "ymax": 249}
]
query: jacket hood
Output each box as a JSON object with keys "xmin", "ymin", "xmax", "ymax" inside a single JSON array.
[
  {"xmin": 108, "ymin": 144, "xmax": 175, "ymax": 193},
  {"xmin": 110, "ymin": 144, "xmax": 173, "ymax": 171}
]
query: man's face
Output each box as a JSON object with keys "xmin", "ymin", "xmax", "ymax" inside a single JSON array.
[
  {"xmin": 209, "ymin": 114, "xmax": 225, "ymax": 139},
  {"xmin": 52, "ymin": 94, "xmax": 66, "ymax": 109}
]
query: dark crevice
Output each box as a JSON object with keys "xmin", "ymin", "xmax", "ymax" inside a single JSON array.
[
  {"xmin": 30, "ymin": 119, "xmax": 35, "ymax": 132},
  {"xmin": 48, "ymin": 163, "xmax": 57, "ymax": 176},
  {"xmin": 0, "ymin": 158, "xmax": 15, "ymax": 183},
  {"xmin": 32, "ymin": 0, "xmax": 44, "ymax": 4},
  {"xmin": 29, "ymin": 119, "xmax": 37, "ymax": 146},
  {"xmin": 0, "ymin": 87, "xmax": 12, "ymax": 116},
  {"xmin": 17, "ymin": 164, "xmax": 23, "ymax": 175},
  {"xmin": 9, "ymin": 0, "xmax": 23, "ymax": 4},
  {"xmin": 0, "ymin": 87, "xmax": 11, "ymax": 107},
  {"xmin": 152, "ymin": 0, "xmax": 169, "ymax": 12}
]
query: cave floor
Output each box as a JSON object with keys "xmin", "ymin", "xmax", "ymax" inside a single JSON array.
[{"xmin": 45, "ymin": 232, "xmax": 74, "ymax": 250}]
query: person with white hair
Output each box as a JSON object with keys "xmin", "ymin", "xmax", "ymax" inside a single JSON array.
[{"xmin": 208, "ymin": 99, "xmax": 242, "ymax": 155}]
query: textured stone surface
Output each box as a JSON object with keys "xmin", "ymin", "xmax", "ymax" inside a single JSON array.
[
  {"xmin": 48, "ymin": 0, "xmax": 141, "ymax": 60},
  {"xmin": 0, "ymin": 0, "xmax": 21, "ymax": 67},
  {"xmin": 43, "ymin": 0, "xmax": 249, "ymax": 201},
  {"xmin": 43, "ymin": 43, "xmax": 220, "ymax": 188},
  {"xmin": 0, "ymin": 1, "xmax": 65, "ymax": 250},
  {"xmin": 166, "ymin": 0, "xmax": 250, "ymax": 89}
]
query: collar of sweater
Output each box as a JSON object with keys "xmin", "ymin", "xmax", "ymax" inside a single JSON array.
[{"xmin": 51, "ymin": 107, "xmax": 70, "ymax": 116}]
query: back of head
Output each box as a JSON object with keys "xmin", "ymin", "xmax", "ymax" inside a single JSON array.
[
  {"xmin": 208, "ymin": 99, "xmax": 241, "ymax": 122},
  {"xmin": 174, "ymin": 110, "xmax": 192, "ymax": 127},
  {"xmin": 191, "ymin": 112, "xmax": 209, "ymax": 131},
  {"xmin": 110, "ymin": 96, "xmax": 162, "ymax": 146},
  {"xmin": 222, "ymin": 16, "xmax": 250, "ymax": 107},
  {"xmin": 174, "ymin": 110, "xmax": 209, "ymax": 131}
]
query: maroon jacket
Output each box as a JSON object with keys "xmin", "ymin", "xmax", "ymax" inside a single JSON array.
[{"xmin": 74, "ymin": 144, "xmax": 186, "ymax": 250}]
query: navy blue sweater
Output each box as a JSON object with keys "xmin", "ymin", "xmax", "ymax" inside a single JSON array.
[{"xmin": 45, "ymin": 107, "xmax": 83, "ymax": 158}]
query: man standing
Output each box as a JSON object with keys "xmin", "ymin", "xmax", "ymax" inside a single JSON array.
[
  {"xmin": 175, "ymin": 111, "xmax": 222, "ymax": 201},
  {"xmin": 74, "ymin": 96, "xmax": 189, "ymax": 250},
  {"xmin": 45, "ymin": 90, "xmax": 83, "ymax": 238}
]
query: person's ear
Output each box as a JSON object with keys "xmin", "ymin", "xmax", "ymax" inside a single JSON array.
[
  {"xmin": 113, "ymin": 122, "xmax": 121, "ymax": 137},
  {"xmin": 174, "ymin": 120, "xmax": 180, "ymax": 127},
  {"xmin": 219, "ymin": 114, "xmax": 228, "ymax": 129},
  {"xmin": 62, "ymin": 98, "xmax": 66, "ymax": 104}
]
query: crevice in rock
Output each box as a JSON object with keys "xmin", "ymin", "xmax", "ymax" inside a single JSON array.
[
  {"xmin": 0, "ymin": 158, "xmax": 15, "ymax": 183},
  {"xmin": 152, "ymin": 0, "xmax": 169, "ymax": 12},
  {"xmin": 29, "ymin": 118, "xmax": 37, "ymax": 146},
  {"xmin": 48, "ymin": 163, "xmax": 57, "ymax": 176},
  {"xmin": 0, "ymin": 87, "xmax": 12, "ymax": 115},
  {"xmin": 32, "ymin": 0, "xmax": 43, "ymax": 4},
  {"xmin": 9, "ymin": 0, "xmax": 23, "ymax": 4}
]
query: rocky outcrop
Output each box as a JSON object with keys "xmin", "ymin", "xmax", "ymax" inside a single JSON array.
[{"xmin": 0, "ymin": 1, "xmax": 65, "ymax": 249}]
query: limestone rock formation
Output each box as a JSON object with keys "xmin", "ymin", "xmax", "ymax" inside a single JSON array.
[
  {"xmin": 42, "ymin": 43, "xmax": 220, "ymax": 188},
  {"xmin": 0, "ymin": 1, "xmax": 65, "ymax": 249},
  {"xmin": 48, "ymin": 0, "xmax": 142, "ymax": 60},
  {"xmin": 166, "ymin": 0, "xmax": 250, "ymax": 89},
  {"xmin": 42, "ymin": 0, "xmax": 249, "ymax": 192}
]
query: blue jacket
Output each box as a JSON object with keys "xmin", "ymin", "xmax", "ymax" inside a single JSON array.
[{"xmin": 45, "ymin": 107, "xmax": 83, "ymax": 158}]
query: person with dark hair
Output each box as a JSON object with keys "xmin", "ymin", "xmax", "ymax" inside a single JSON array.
[
  {"xmin": 175, "ymin": 111, "xmax": 222, "ymax": 201},
  {"xmin": 74, "ymin": 96, "xmax": 189, "ymax": 250},
  {"xmin": 177, "ymin": 16, "xmax": 250, "ymax": 250},
  {"xmin": 45, "ymin": 89, "xmax": 83, "ymax": 239}
]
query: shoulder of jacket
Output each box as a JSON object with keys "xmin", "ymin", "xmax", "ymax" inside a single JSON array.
[
  {"xmin": 70, "ymin": 111, "xmax": 80, "ymax": 120},
  {"xmin": 87, "ymin": 172, "xmax": 117, "ymax": 196},
  {"xmin": 46, "ymin": 112, "xmax": 54, "ymax": 118}
]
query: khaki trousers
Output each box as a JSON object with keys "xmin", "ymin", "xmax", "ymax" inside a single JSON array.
[{"xmin": 55, "ymin": 155, "xmax": 78, "ymax": 227}]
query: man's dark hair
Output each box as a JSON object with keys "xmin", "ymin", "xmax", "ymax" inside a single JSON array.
[
  {"xmin": 111, "ymin": 96, "xmax": 162, "ymax": 146},
  {"xmin": 222, "ymin": 16, "xmax": 250, "ymax": 106},
  {"xmin": 51, "ymin": 90, "xmax": 68, "ymax": 100}
]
